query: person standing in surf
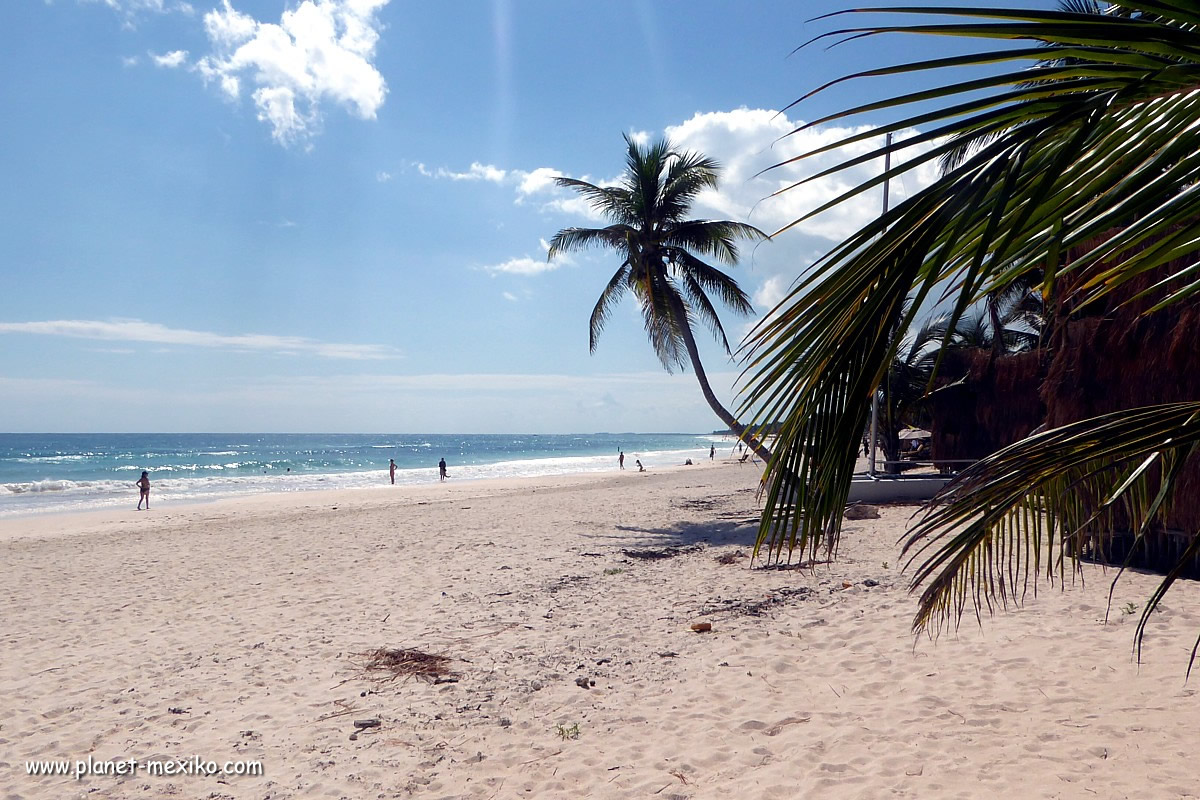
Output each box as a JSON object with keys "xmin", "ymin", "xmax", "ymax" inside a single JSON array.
[
  {"xmin": 135, "ymin": 471, "xmax": 151, "ymax": 510},
  {"xmin": 438, "ymin": 458, "xmax": 447, "ymax": 482}
]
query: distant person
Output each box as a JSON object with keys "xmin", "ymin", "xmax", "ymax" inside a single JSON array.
[
  {"xmin": 635, "ymin": 459, "xmax": 645, "ymax": 472},
  {"xmin": 135, "ymin": 471, "xmax": 151, "ymax": 510},
  {"xmin": 389, "ymin": 458, "xmax": 397, "ymax": 485},
  {"xmin": 737, "ymin": 442, "xmax": 743, "ymax": 455},
  {"xmin": 619, "ymin": 450, "xmax": 625, "ymax": 470},
  {"xmin": 438, "ymin": 458, "xmax": 447, "ymax": 482},
  {"xmin": 709, "ymin": 444, "xmax": 715, "ymax": 461}
]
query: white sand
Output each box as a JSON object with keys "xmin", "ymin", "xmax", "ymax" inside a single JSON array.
[{"xmin": 2, "ymin": 462, "xmax": 1198, "ymax": 799}]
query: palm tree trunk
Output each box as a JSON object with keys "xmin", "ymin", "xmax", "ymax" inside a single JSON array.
[{"xmin": 668, "ymin": 294, "xmax": 773, "ymax": 463}]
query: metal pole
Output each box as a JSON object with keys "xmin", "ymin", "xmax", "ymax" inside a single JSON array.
[{"xmin": 868, "ymin": 132, "xmax": 892, "ymax": 478}]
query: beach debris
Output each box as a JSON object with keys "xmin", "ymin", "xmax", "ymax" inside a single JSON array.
[
  {"xmin": 621, "ymin": 544, "xmax": 703, "ymax": 560},
  {"xmin": 844, "ymin": 503, "xmax": 880, "ymax": 520},
  {"xmin": 763, "ymin": 716, "xmax": 811, "ymax": 736},
  {"xmin": 699, "ymin": 587, "xmax": 814, "ymax": 618},
  {"xmin": 690, "ymin": 622, "xmax": 713, "ymax": 633},
  {"xmin": 353, "ymin": 719, "xmax": 381, "ymax": 729},
  {"xmin": 863, "ymin": 579, "xmax": 880, "ymax": 587},
  {"xmin": 842, "ymin": 581, "xmax": 854, "ymax": 589},
  {"xmin": 529, "ymin": 680, "xmax": 545, "ymax": 691},
  {"xmin": 167, "ymin": 707, "xmax": 190, "ymax": 714},
  {"xmin": 354, "ymin": 647, "xmax": 455, "ymax": 683},
  {"xmin": 546, "ymin": 574, "xmax": 590, "ymax": 593},
  {"xmin": 714, "ymin": 549, "xmax": 746, "ymax": 565},
  {"xmin": 657, "ymin": 651, "xmax": 679, "ymax": 658},
  {"xmin": 574, "ymin": 676, "xmax": 595, "ymax": 689}
]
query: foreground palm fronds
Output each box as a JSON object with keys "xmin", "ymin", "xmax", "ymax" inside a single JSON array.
[{"xmin": 743, "ymin": 2, "xmax": 1200, "ymax": 659}]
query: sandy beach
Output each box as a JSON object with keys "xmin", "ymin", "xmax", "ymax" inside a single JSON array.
[{"xmin": 3, "ymin": 462, "xmax": 1199, "ymax": 799}]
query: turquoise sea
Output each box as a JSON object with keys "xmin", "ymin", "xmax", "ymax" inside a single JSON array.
[{"xmin": 0, "ymin": 432, "xmax": 731, "ymax": 517}]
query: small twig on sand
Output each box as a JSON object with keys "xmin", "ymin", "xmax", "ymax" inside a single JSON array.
[{"xmin": 519, "ymin": 750, "xmax": 563, "ymax": 767}]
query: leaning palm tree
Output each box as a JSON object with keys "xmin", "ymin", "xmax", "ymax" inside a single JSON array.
[
  {"xmin": 742, "ymin": 2, "xmax": 1200, "ymax": 662},
  {"xmin": 549, "ymin": 134, "xmax": 771, "ymax": 461}
]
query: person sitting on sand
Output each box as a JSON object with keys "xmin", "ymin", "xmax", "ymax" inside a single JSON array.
[
  {"xmin": 635, "ymin": 459, "xmax": 645, "ymax": 472},
  {"xmin": 135, "ymin": 471, "xmax": 151, "ymax": 510},
  {"xmin": 438, "ymin": 458, "xmax": 447, "ymax": 482}
]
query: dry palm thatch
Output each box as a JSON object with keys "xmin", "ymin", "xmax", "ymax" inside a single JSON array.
[{"xmin": 928, "ymin": 349, "xmax": 1046, "ymax": 464}]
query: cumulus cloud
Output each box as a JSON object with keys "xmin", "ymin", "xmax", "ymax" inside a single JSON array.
[
  {"xmin": 194, "ymin": 0, "xmax": 390, "ymax": 145},
  {"xmin": 480, "ymin": 238, "xmax": 573, "ymax": 276},
  {"xmin": 431, "ymin": 108, "xmax": 935, "ymax": 240},
  {"xmin": 660, "ymin": 108, "xmax": 939, "ymax": 239},
  {"xmin": 437, "ymin": 162, "xmax": 507, "ymax": 182},
  {"xmin": 151, "ymin": 49, "xmax": 188, "ymax": 68},
  {"xmin": 752, "ymin": 275, "xmax": 790, "ymax": 312},
  {"xmin": 0, "ymin": 319, "xmax": 400, "ymax": 360}
]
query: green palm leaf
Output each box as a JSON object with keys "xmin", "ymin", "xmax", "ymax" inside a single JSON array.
[{"xmin": 743, "ymin": 2, "xmax": 1200, "ymax": 657}]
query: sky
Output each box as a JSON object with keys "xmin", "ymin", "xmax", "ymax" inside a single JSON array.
[{"xmin": 1, "ymin": 0, "xmax": 1046, "ymax": 433}]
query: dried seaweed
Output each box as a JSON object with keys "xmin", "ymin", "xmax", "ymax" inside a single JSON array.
[{"xmin": 354, "ymin": 648, "xmax": 455, "ymax": 682}]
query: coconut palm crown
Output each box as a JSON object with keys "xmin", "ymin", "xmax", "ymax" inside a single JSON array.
[
  {"xmin": 549, "ymin": 134, "xmax": 771, "ymax": 460},
  {"xmin": 741, "ymin": 1, "xmax": 1200, "ymax": 663}
]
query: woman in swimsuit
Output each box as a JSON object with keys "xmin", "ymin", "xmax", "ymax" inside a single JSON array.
[{"xmin": 136, "ymin": 471, "xmax": 151, "ymax": 510}]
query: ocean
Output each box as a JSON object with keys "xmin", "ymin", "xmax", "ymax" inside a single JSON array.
[{"xmin": 0, "ymin": 432, "xmax": 732, "ymax": 517}]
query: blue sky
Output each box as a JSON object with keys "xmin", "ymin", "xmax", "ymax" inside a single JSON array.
[{"xmin": 1, "ymin": 0, "xmax": 1043, "ymax": 433}]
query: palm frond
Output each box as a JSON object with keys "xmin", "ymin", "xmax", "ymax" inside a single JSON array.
[
  {"xmin": 551, "ymin": 178, "xmax": 637, "ymax": 225},
  {"xmin": 680, "ymin": 272, "xmax": 733, "ymax": 355},
  {"xmin": 669, "ymin": 250, "xmax": 755, "ymax": 317},
  {"xmin": 903, "ymin": 403, "xmax": 1200, "ymax": 651},
  {"xmin": 666, "ymin": 220, "xmax": 767, "ymax": 264},
  {"xmin": 547, "ymin": 226, "xmax": 632, "ymax": 260},
  {"xmin": 743, "ymin": 2, "xmax": 1200, "ymax": 655},
  {"xmin": 589, "ymin": 262, "xmax": 631, "ymax": 353}
]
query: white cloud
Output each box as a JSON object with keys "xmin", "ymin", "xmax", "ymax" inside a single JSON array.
[
  {"xmin": 482, "ymin": 238, "xmax": 572, "ymax": 277},
  {"xmin": 437, "ymin": 162, "xmax": 507, "ymax": 182},
  {"xmin": 502, "ymin": 291, "xmax": 519, "ymax": 302},
  {"xmin": 376, "ymin": 171, "xmax": 392, "ymax": 182},
  {"xmin": 661, "ymin": 108, "xmax": 939, "ymax": 240},
  {"xmin": 151, "ymin": 49, "xmax": 189, "ymax": 68},
  {"xmin": 194, "ymin": 0, "xmax": 389, "ymax": 145},
  {"xmin": 481, "ymin": 256, "xmax": 556, "ymax": 276},
  {"xmin": 753, "ymin": 275, "xmax": 790, "ymax": 312},
  {"xmin": 514, "ymin": 166, "xmax": 559, "ymax": 197},
  {"xmin": 431, "ymin": 108, "xmax": 935, "ymax": 241},
  {"xmin": 86, "ymin": 0, "xmax": 196, "ymax": 22},
  {"xmin": 0, "ymin": 319, "xmax": 399, "ymax": 360},
  {"xmin": 121, "ymin": 55, "xmax": 140, "ymax": 67}
]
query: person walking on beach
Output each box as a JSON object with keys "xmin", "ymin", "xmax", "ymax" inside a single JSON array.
[
  {"xmin": 619, "ymin": 450, "xmax": 625, "ymax": 470},
  {"xmin": 438, "ymin": 458, "xmax": 447, "ymax": 482},
  {"xmin": 135, "ymin": 471, "xmax": 151, "ymax": 510},
  {"xmin": 710, "ymin": 444, "xmax": 715, "ymax": 461},
  {"xmin": 389, "ymin": 459, "xmax": 397, "ymax": 485}
]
